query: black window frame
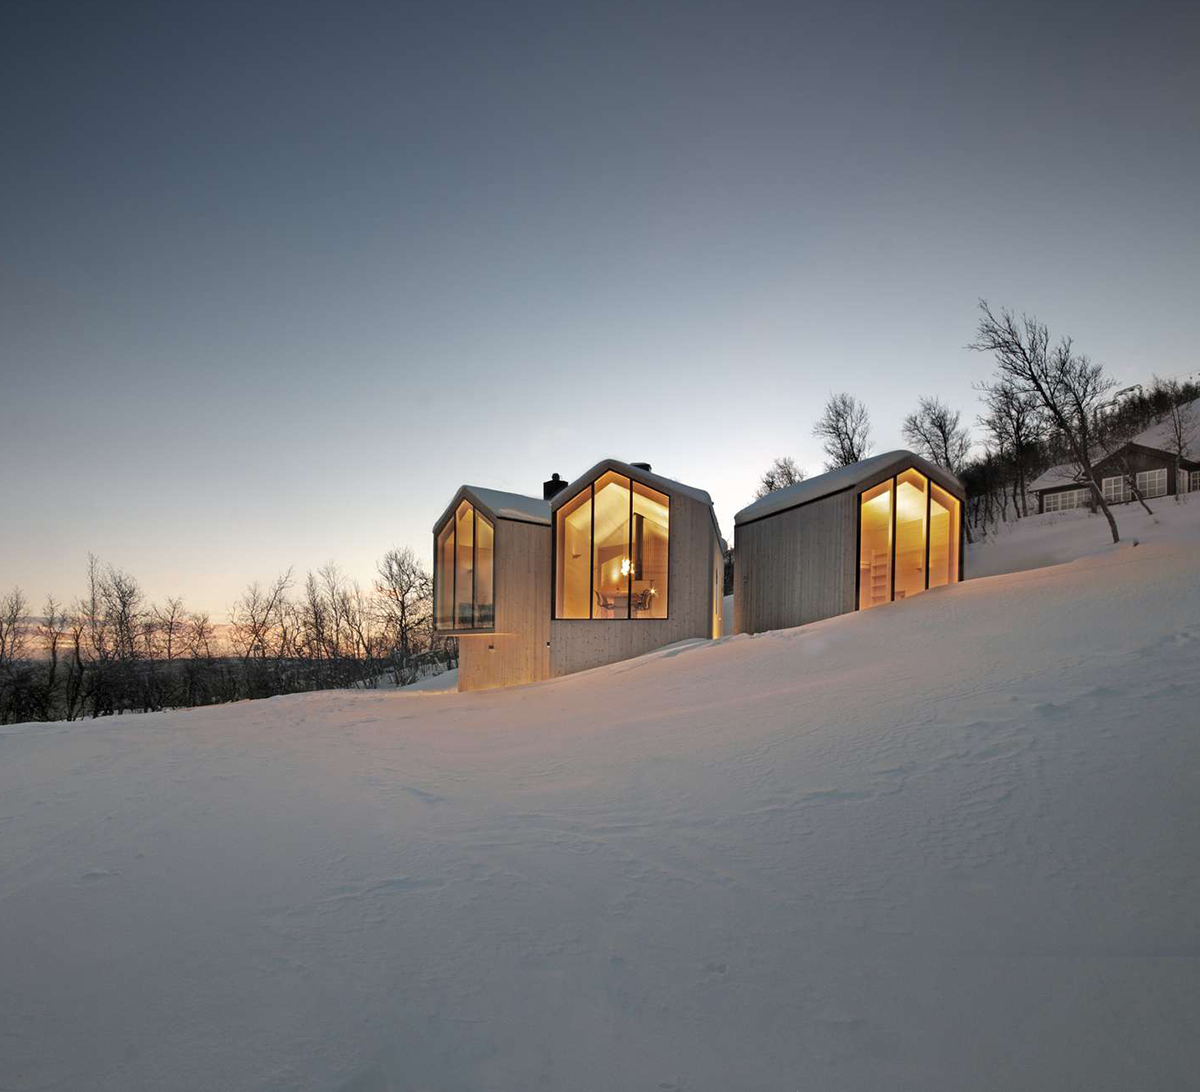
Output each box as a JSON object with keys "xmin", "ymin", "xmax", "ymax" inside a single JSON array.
[
  {"xmin": 433, "ymin": 500, "xmax": 495, "ymax": 632},
  {"xmin": 551, "ymin": 472, "xmax": 671, "ymax": 621}
]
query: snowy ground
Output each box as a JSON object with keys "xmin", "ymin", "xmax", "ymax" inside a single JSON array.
[{"xmin": 2, "ymin": 508, "xmax": 1199, "ymax": 1091}]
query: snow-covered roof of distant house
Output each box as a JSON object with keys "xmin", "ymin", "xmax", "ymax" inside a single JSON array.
[
  {"xmin": 1028, "ymin": 463, "xmax": 1082, "ymax": 492},
  {"xmin": 734, "ymin": 450, "xmax": 964, "ymax": 526},
  {"xmin": 433, "ymin": 487, "xmax": 550, "ymax": 531},
  {"xmin": 1128, "ymin": 397, "xmax": 1200, "ymax": 451}
]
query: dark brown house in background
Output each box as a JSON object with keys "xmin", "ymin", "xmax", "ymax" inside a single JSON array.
[{"xmin": 1031, "ymin": 442, "xmax": 1200, "ymax": 514}]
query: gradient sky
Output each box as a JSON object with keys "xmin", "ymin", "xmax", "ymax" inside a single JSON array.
[{"xmin": 3, "ymin": 0, "xmax": 1198, "ymax": 614}]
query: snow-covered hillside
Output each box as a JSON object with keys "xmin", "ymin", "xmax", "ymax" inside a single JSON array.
[{"xmin": 2, "ymin": 509, "xmax": 1199, "ymax": 1091}]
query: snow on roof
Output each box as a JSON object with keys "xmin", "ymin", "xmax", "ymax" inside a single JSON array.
[
  {"xmin": 434, "ymin": 486, "xmax": 550, "ymax": 531},
  {"xmin": 465, "ymin": 487, "xmax": 551, "ymax": 525},
  {"xmin": 734, "ymin": 450, "xmax": 963, "ymax": 526},
  {"xmin": 549, "ymin": 458, "xmax": 723, "ymax": 545},
  {"xmin": 1028, "ymin": 463, "xmax": 1082, "ymax": 492},
  {"xmin": 549, "ymin": 458, "xmax": 714, "ymax": 511},
  {"xmin": 1128, "ymin": 397, "xmax": 1200, "ymax": 452}
]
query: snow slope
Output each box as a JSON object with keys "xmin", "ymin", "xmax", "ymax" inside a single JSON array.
[{"xmin": 2, "ymin": 514, "xmax": 1199, "ymax": 1091}]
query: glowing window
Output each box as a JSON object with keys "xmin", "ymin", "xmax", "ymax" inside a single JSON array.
[
  {"xmin": 894, "ymin": 469, "xmax": 927, "ymax": 601},
  {"xmin": 928, "ymin": 483, "xmax": 960, "ymax": 588},
  {"xmin": 858, "ymin": 481, "xmax": 892, "ymax": 610},
  {"xmin": 859, "ymin": 470, "xmax": 962, "ymax": 609},
  {"xmin": 554, "ymin": 470, "xmax": 670, "ymax": 619},
  {"xmin": 433, "ymin": 500, "xmax": 495, "ymax": 630}
]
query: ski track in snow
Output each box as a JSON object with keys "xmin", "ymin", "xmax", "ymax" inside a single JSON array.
[{"xmin": 1, "ymin": 503, "xmax": 1199, "ymax": 1091}]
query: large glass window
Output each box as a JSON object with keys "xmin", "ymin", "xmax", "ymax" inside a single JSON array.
[
  {"xmin": 593, "ymin": 471, "xmax": 631, "ymax": 618},
  {"xmin": 632, "ymin": 481, "xmax": 669, "ymax": 618},
  {"xmin": 860, "ymin": 472, "xmax": 962, "ymax": 609},
  {"xmin": 555, "ymin": 486, "xmax": 592, "ymax": 619},
  {"xmin": 436, "ymin": 522, "xmax": 454, "ymax": 629},
  {"xmin": 928, "ymin": 483, "xmax": 961, "ymax": 588},
  {"xmin": 554, "ymin": 472, "xmax": 670, "ymax": 619},
  {"xmin": 894, "ymin": 469, "xmax": 927, "ymax": 600},
  {"xmin": 858, "ymin": 481, "xmax": 892, "ymax": 610},
  {"xmin": 434, "ymin": 501, "xmax": 495, "ymax": 630}
]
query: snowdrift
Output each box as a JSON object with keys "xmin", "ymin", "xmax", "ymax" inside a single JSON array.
[{"xmin": 2, "ymin": 508, "xmax": 1198, "ymax": 1091}]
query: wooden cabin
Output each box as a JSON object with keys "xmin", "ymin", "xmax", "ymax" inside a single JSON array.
[
  {"xmin": 432, "ymin": 486, "xmax": 552, "ymax": 691},
  {"xmin": 433, "ymin": 460, "xmax": 724, "ymax": 692},
  {"xmin": 549, "ymin": 459, "xmax": 724, "ymax": 677},
  {"xmin": 733, "ymin": 450, "xmax": 966, "ymax": 635}
]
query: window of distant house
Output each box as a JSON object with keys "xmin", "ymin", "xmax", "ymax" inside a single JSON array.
[
  {"xmin": 554, "ymin": 472, "xmax": 669, "ymax": 619},
  {"xmin": 1102, "ymin": 476, "xmax": 1130, "ymax": 504},
  {"xmin": 858, "ymin": 469, "xmax": 962, "ymax": 610},
  {"xmin": 1044, "ymin": 488, "xmax": 1091, "ymax": 513},
  {"xmin": 434, "ymin": 500, "xmax": 494, "ymax": 630},
  {"xmin": 1135, "ymin": 468, "xmax": 1167, "ymax": 499},
  {"xmin": 1190, "ymin": 470, "xmax": 1200, "ymax": 493}
]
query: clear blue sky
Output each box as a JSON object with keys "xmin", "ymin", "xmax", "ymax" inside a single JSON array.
[{"xmin": 3, "ymin": 0, "xmax": 1198, "ymax": 614}]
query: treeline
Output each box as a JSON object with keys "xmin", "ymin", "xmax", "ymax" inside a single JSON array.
[
  {"xmin": 753, "ymin": 301, "xmax": 1200, "ymax": 542},
  {"xmin": 0, "ymin": 548, "xmax": 456, "ymax": 726}
]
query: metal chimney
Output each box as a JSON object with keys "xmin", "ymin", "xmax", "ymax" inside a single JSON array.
[{"xmin": 543, "ymin": 473, "xmax": 568, "ymax": 501}]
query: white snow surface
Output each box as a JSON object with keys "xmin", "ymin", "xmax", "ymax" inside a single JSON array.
[{"xmin": 3, "ymin": 511, "xmax": 1200, "ymax": 1091}]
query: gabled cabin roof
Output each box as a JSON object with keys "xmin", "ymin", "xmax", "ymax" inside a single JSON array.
[
  {"xmin": 550, "ymin": 458, "xmax": 723, "ymax": 544},
  {"xmin": 734, "ymin": 450, "xmax": 964, "ymax": 527},
  {"xmin": 433, "ymin": 486, "xmax": 550, "ymax": 532}
]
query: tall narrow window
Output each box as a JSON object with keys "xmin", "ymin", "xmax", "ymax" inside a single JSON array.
[
  {"xmin": 858, "ymin": 481, "xmax": 892, "ymax": 610},
  {"xmin": 893, "ymin": 469, "xmax": 927, "ymax": 600},
  {"xmin": 592, "ymin": 472, "xmax": 632, "ymax": 618},
  {"xmin": 454, "ymin": 501, "xmax": 474, "ymax": 628},
  {"xmin": 555, "ymin": 486, "xmax": 592, "ymax": 619},
  {"xmin": 475, "ymin": 513, "xmax": 494, "ymax": 627},
  {"xmin": 632, "ymin": 481, "xmax": 669, "ymax": 617},
  {"xmin": 436, "ymin": 522, "xmax": 454, "ymax": 629},
  {"xmin": 928, "ymin": 483, "xmax": 960, "ymax": 588},
  {"xmin": 433, "ymin": 500, "xmax": 496, "ymax": 631},
  {"xmin": 553, "ymin": 469, "xmax": 671, "ymax": 619}
]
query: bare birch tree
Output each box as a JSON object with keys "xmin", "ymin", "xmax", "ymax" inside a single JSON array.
[
  {"xmin": 813, "ymin": 393, "xmax": 872, "ymax": 470},
  {"xmin": 754, "ymin": 456, "xmax": 805, "ymax": 499},
  {"xmin": 970, "ymin": 301, "xmax": 1122, "ymax": 544}
]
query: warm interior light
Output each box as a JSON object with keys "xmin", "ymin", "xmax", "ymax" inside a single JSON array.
[{"xmin": 620, "ymin": 558, "xmax": 631, "ymax": 575}]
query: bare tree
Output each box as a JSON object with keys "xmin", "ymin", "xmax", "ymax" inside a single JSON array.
[
  {"xmin": 230, "ymin": 569, "xmax": 294, "ymax": 663},
  {"xmin": 1154, "ymin": 378, "xmax": 1197, "ymax": 502},
  {"xmin": 375, "ymin": 547, "xmax": 432, "ymax": 662},
  {"xmin": 902, "ymin": 397, "xmax": 975, "ymax": 542},
  {"xmin": 813, "ymin": 393, "xmax": 872, "ymax": 470},
  {"xmin": 970, "ymin": 301, "xmax": 1121, "ymax": 544},
  {"xmin": 754, "ymin": 456, "xmax": 806, "ymax": 499},
  {"xmin": 976, "ymin": 378, "xmax": 1042, "ymax": 517},
  {"xmin": 154, "ymin": 597, "xmax": 188, "ymax": 661},
  {"xmin": 0, "ymin": 587, "xmax": 28, "ymax": 671},
  {"xmin": 902, "ymin": 397, "xmax": 971, "ymax": 473}
]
